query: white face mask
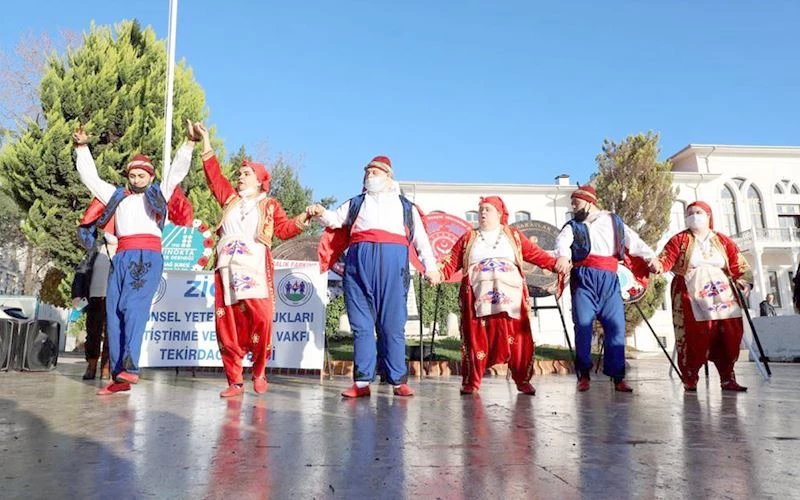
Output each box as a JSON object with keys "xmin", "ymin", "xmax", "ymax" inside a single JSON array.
[
  {"xmin": 685, "ymin": 213, "xmax": 709, "ymax": 231},
  {"xmin": 364, "ymin": 177, "xmax": 386, "ymax": 193}
]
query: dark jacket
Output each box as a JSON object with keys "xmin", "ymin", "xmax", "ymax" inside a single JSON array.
[
  {"xmin": 71, "ymin": 244, "xmax": 98, "ymax": 300},
  {"xmin": 759, "ymin": 300, "xmax": 777, "ymax": 317}
]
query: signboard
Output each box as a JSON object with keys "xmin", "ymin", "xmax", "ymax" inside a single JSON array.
[
  {"xmin": 424, "ymin": 212, "xmax": 473, "ymax": 283},
  {"xmin": 161, "ymin": 220, "xmax": 214, "ymax": 271},
  {"xmin": 510, "ymin": 220, "xmax": 560, "ymax": 297},
  {"xmin": 139, "ymin": 266, "xmax": 326, "ymax": 369}
]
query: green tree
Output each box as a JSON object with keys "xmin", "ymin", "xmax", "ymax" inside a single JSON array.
[
  {"xmin": 0, "ymin": 20, "xmax": 224, "ymax": 303},
  {"xmin": 593, "ymin": 131, "xmax": 674, "ymax": 335},
  {"xmin": 413, "ymin": 275, "xmax": 460, "ymax": 334}
]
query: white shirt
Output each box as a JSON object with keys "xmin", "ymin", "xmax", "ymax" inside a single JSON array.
[
  {"xmin": 688, "ymin": 232, "xmax": 726, "ymax": 269},
  {"xmin": 555, "ymin": 210, "xmax": 655, "ymax": 260},
  {"xmin": 220, "ymin": 193, "xmax": 267, "ymax": 239},
  {"xmin": 75, "ymin": 144, "xmax": 193, "ymax": 238},
  {"xmin": 469, "ymin": 227, "xmax": 515, "ymax": 264},
  {"xmin": 320, "ymin": 181, "xmax": 437, "ymax": 272}
]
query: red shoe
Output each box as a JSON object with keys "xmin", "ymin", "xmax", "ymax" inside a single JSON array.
[
  {"xmin": 115, "ymin": 371, "xmax": 139, "ymax": 384},
  {"xmin": 96, "ymin": 381, "xmax": 131, "ymax": 395},
  {"xmin": 342, "ymin": 384, "xmax": 371, "ymax": 398},
  {"xmin": 577, "ymin": 376, "xmax": 590, "ymax": 392},
  {"xmin": 220, "ymin": 384, "xmax": 245, "ymax": 398},
  {"xmin": 253, "ymin": 377, "xmax": 268, "ymax": 394},
  {"xmin": 721, "ymin": 380, "xmax": 748, "ymax": 392},
  {"xmin": 517, "ymin": 382, "xmax": 536, "ymax": 395},
  {"xmin": 614, "ymin": 380, "xmax": 634, "ymax": 393},
  {"xmin": 460, "ymin": 386, "xmax": 477, "ymax": 395},
  {"xmin": 392, "ymin": 384, "xmax": 415, "ymax": 397}
]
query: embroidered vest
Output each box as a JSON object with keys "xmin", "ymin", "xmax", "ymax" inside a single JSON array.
[
  {"xmin": 565, "ymin": 213, "xmax": 625, "ymax": 262},
  {"xmin": 78, "ymin": 184, "xmax": 167, "ymax": 250}
]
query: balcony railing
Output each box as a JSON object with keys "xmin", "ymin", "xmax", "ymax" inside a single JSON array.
[{"xmin": 732, "ymin": 227, "xmax": 800, "ymax": 246}]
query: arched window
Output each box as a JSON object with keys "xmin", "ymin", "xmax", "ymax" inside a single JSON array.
[
  {"xmin": 792, "ymin": 184, "xmax": 800, "ymax": 195},
  {"xmin": 669, "ymin": 200, "xmax": 687, "ymax": 233},
  {"xmin": 465, "ymin": 211, "xmax": 479, "ymax": 228},
  {"xmin": 732, "ymin": 177, "xmax": 746, "ymax": 189},
  {"xmin": 721, "ymin": 185, "xmax": 740, "ymax": 235},
  {"xmin": 747, "ymin": 185, "xmax": 766, "ymax": 229},
  {"xmin": 775, "ymin": 184, "xmax": 784, "ymax": 194},
  {"xmin": 515, "ymin": 211, "xmax": 531, "ymax": 223}
]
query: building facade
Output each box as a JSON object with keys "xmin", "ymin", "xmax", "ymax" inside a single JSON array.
[{"xmin": 399, "ymin": 144, "xmax": 800, "ymax": 353}]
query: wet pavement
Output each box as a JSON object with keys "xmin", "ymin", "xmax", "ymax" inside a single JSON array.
[{"xmin": 1, "ymin": 356, "xmax": 798, "ymax": 499}]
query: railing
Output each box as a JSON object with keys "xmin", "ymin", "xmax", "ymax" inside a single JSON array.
[{"xmin": 732, "ymin": 227, "xmax": 800, "ymax": 246}]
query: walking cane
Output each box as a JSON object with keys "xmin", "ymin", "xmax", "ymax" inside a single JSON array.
[
  {"xmin": 555, "ymin": 300, "xmax": 580, "ymax": 381},
  {"xmin": 634, "ymin": 302, "xmax": 685, "ymax": 382},
  {"xmin": 730, "ymin": 280, "xmax": 772, "ymax": 377}
]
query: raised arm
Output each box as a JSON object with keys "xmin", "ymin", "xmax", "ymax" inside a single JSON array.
[
  {"xmin": 160, "ymin": 120, "xmax": 197, "ymax": 201},
  {"xmin": 196, "ymin": 123, "xmax": 236, "ymax": 207},
  {"xmin": 73, "ymin": 126, "xmax": 115, "ymax": 204}
]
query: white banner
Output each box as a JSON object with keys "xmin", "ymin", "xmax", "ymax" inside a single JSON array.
[{"xmin": 139, "ymin": 267, "xmax": 327, "ymax": 369}]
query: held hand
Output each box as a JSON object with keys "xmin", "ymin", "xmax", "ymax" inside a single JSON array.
[
  {"xmin": 647, "ymin": 258, "xmax": 663, "ymax": 274},
  {"xmin": 306, "ymin": 204, "xmax": 326, "ymax": 218},
  {"xmin": 735, "ymin": 279, "xmax": 751, "ymax": 298},
  {"xmin": 554, "ymin": 256, "xmax": 572, "ymax": 275},
  {"xmin": 425, "ymin": 270, "xmax": 442, "ymax": 285},
  {"xmin": 72, "ymin": 297, "xmax": 83, "ymax": 309},
  {"xmin": 72, "ymin": 125, "xmax": 88, "ymax": 146},
  {"xmin": 186, "ymin": 118, "xmax": 199, "ymax": 142},
  {"xmin": 194, "ymin": 122, "xmax": 210, "ymax": 141}
]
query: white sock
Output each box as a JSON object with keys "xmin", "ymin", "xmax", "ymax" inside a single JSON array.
[{"xmin": 355, "ymin": 381, "xmax": 369, "ymax": 388}]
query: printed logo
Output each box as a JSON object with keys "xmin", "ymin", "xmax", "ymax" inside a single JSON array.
[
  {"xmin": 277, "ymin": 273, "xmax": 314, "ymax": 307},
  {"xmin": 152, "ymin": 275, "xmax": 168, "ymax": 305}
]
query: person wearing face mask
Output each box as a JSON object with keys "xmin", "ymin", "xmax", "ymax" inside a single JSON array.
[
  {"xmin": 438, "ymin": 196, "xmax": 561, "ymax": 395},
  {"xmin": 311, "ymin": 156, "xmax": 440, "ymax": 398},
  {"xmin": 196, "ymin": 123, "xmax": 313, "ymax": 398},
  {"xmin": 657, "ymin": 201, "xmax": 753, "ymax": 392},
  {"xmin": 554, "ymin": 185, "xmax": 660, "ymax": 393},
  {"xmin": 73, "ymin": 120, "xmax": 197, "ymax": 395}
]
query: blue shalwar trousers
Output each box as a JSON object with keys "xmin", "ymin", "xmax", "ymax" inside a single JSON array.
[
  {"xmin": 105, "ymin": 249, "xmax": 163, "ymax": 375},
  {"xmin": 570, "ymin": 266, "xmax": 626, "ymax": 380},
  {"xmin": 344, "ymin": 242, "xmax": 410, "ymax": 385}
]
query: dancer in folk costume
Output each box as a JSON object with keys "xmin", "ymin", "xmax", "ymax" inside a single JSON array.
[
  {"xmin": 312, "ymin": 156, "xmax": 440, "ymax": 398},
  {"xmin": 438, "ymin": 196, "xmax": 560, "ymax": 395},
  {"xmin": 657, "ymin": 201, "xmax": 753, "ymax": 391},
  {"xmin": 554, "ymin": 185, "xmax": 659, "ymax": 393},
  {"xmin": 195, "ymin": 124, "xmax": 312, "ymax": 397},
  {"xmin": 73, "ymin": 120, "xmax": 196, "ymax": 395}
]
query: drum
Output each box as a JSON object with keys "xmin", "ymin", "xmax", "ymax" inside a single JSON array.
[
  {"xmin": 510, "ymin": 220, "xmax": 560, "ymax": 297},
  {"xmin": 617, "ymin": 263, "xmax": 647, "ymax": 303}
]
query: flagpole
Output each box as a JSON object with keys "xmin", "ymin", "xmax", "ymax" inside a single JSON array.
[{"xmin": 163, "ymin": 0, "xmax": 179, "ymax": 172}]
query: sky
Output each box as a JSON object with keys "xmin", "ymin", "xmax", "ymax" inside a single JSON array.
[{"xmin": 3, "ymin": 1, "xmax": 799, "ymax": 206}]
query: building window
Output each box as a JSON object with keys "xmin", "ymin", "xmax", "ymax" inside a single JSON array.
[
  {"xmin": 465, "ymin": 211, "xmax": 479, "ymax": 228},
  {"xmin": 732, "ymin": 177, "xmax": 746, "ymax": 189},
  {"xmin": 775, "ymin": 184, "xmax": 784, "ymax": 194},
  {"xmin": 515, "ymin": 211, "xmax": 531, "ymax": 223},
  {"xmin": 669, "ymin": 200, "xmax": 687, "ymax": 233},
  {"xmin": 793, "ymin": 185, "xmax": 800, "ymax": 195},
  {"xmin": 721, "ymin": 185, "xmax": 740, "ymax": 235},
  {"xmin": 747, "ymin": 185, "xmax": 765, "ymax": 229},
  {"xmin": 766, "ymin": 271, "xmax": 783, "ymax": 307}
]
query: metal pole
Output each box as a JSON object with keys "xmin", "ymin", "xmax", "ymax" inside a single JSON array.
[
  {"xmin": 731, "ymin": 282, "xmax": 772, "ymax": 377},
  {"xmin": 418, "ymin": 273, "xmax": 424, "ymax": 379},
  {"xmin": 554, "ymin": 300, "xmax": 579, "ymax": 380},
  {"xmin": 634, "ymin": 302, "xmax": 684, "ymax": 382},
  {"xmin": 162, "ymin": 0, "xmax": 179, "ymax": 174},
  {"xmin": 429, "ymin": 285, "xmax": 442, "ymax": 356}
]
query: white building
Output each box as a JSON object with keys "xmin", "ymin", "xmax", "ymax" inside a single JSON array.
[{"xmin": 399, "ymin": 144, "xmax": 800, "ymax": 354}]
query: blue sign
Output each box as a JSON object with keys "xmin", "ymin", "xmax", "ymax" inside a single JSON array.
[{"xmin": 161, "ymin": 220, "xmax": 214, "ymax": 271}]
